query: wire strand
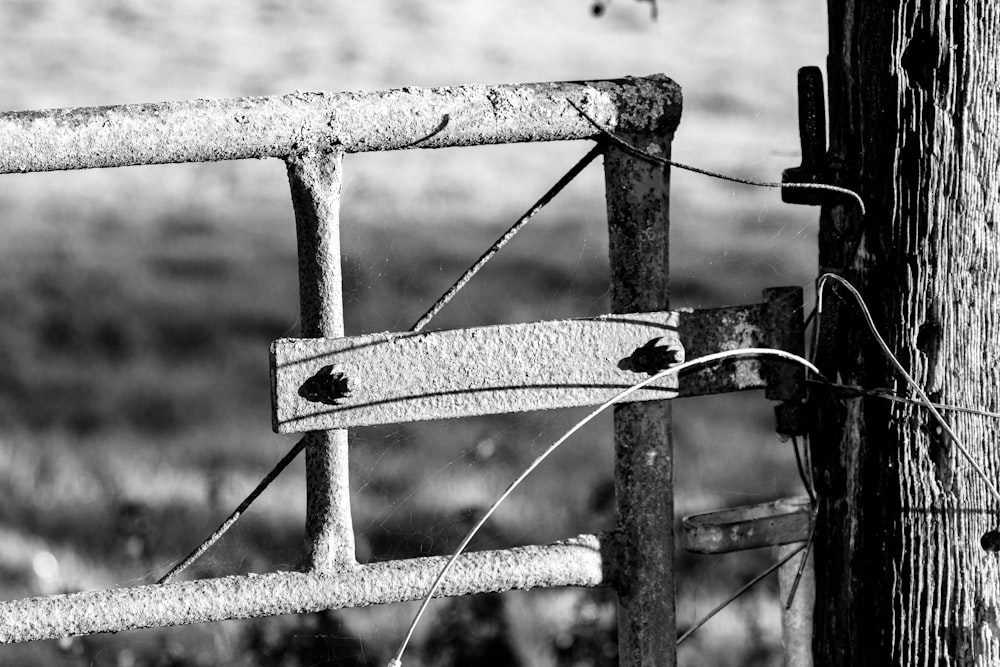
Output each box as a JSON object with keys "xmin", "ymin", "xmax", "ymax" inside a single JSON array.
[
  {"xmin": 157, "ymin": 436, "xmax": 308, "ymax": 584},
  {"xmin": 566, "ymin": 100, "xmax": 867, "ymax": 217},
  {"xmin": 792, "ymin": 436, "xmax": 816, "ymax": 505},
  {"xmin": 387, "ymin": 347, "xmax": 824, "ymax": 666},
  {"xmin": 817, "ymin": 273, "xmax": 1000, "ymax": 503},
  {"xmin": 409, "ymin": 144, "xmax": 603, "ymax": 333},
  {"xmin": 801, "ymin": 434, "xmax": 815, "ymax": 502},
  {"xmin": 808, "ymin": 378, "xmax": 1000, "ymax": 420},
  {"xmin": 677, "ymin": 541, "xmax": 807, "ymax": 646}
]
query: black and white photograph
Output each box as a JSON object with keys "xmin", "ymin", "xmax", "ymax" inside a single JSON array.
[{"xmin": 1, "ymin": 1, "xmax": 996, "ymax": 665}]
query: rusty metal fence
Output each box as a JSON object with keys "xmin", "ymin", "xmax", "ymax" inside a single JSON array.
[{"xmin": 0, "ymin": 76, "xmax": 807, "ymax": 665}]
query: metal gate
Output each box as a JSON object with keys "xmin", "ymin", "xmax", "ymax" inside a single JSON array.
[{"xmin": 0, "ymin": 75, "xmax": 806, "ymax": 665}]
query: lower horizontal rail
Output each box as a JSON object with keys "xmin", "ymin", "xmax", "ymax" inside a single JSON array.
[{"xmin": 0, "ymin": 533, "xmax": 609, "ymax": 643}]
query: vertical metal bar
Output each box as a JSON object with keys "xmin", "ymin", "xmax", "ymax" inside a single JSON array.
[
  {"xmin": 777, "ymin": 542, "xmax": 815, "ymax": 667},
  {"xmin": 286, "ymin": 145, "xmax": 357, "ymax": 572},
  {"xmin": 604, "ymin": 131, "xmax": 675, "ymax": 664}
]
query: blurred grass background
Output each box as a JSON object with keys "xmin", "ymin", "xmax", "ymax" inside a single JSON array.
[{"xmin": 0, "ymin": 1, "xmax": 825, "ymax": 664}]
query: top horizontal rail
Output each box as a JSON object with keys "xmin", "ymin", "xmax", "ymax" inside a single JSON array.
[{"xmin": 0, "ymin": 75, "xmax": 680, "ymax": 174}]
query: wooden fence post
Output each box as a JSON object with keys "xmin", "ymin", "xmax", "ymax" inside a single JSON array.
[{"xmin": 814, "ymin": 2, "xmax": 1000, "ymax": 662}]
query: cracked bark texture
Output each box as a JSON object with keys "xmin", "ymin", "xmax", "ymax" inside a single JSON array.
[{"xmin": 814, "ymin": 1, "xmax": 1000, "ymax": 663}]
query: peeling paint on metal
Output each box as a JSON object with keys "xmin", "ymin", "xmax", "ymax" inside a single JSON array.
[
  {"xmin": 0, "ymin": 534, "xmax": 611, "ymax": 643},
  {"xmin": 0, "ymin": 77, "xmax": 681, "ymax": 173},
  {"xmin": 270, "ymin": 292, "xmax": 801, "ymax": 434},
  {"xmin": 286, "ymin": 148, "xmax": 356, "ymax": 573},
  {"xmin": 603, "ymin": 108, "xmax": 676, "ymax": 666}
]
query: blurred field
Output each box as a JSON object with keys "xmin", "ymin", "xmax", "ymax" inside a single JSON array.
[{"xmin": 0, "ymin": 1, "xmax": 826, "ymax": 665}]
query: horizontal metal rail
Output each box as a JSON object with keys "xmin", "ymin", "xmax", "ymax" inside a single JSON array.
[
  {"xmin": 682, "ymin": 497, "xmax": 813, "ymax": 554},
  {"xmin": 0, "ymin": 533, "xmax": 609, "ymax": 643},
  {"xmin": 0, "ymin": 76, "xmax": 681, "ymax": 173}
]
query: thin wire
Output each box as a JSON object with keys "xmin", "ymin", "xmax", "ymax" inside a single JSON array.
[
  {"xmin": 677, "ymin": 541, "xmax": 807, "ymax": 646},
  {"xmin": 798, "ymin": 433, "xmax": 816, "ymax": 505},
  {"xmin": 803, "ymin": 306, "xmax": 817, "ymax": 334},
  {"xmin": 792, "ymin": 436, "xmax": 816, "ymax": 505},
  {"xmin": 387, "ymin": 347, "xmax": 824, "ymax": 666},
  {"xmin": 809, "ymin": 300, "xmax": 822, "ymax": 368},
  {"xmin": 802, "ymin": 434, "xmax": 814, "ymax": 487},
  {"xmin": 817, "ymin": 272, "xmax": 1000, "ymax": 503},
  {"xmin": 566, "ymin": 100, "xmax": 867, "ymax": 217},
  {"xmin": 157, "ymin": 436, "xmax": 308, "ymax": 584},
  {"xmin": 785, "ymin": 511, "xmax": 817, "ymax": 610},
  {"xmin": 409, "ymin": 143, "xmax": 603, "ymax": 333},
  {"xmin": 807, "ymin": 378, "xmax": 1000, "ymax": 420}
]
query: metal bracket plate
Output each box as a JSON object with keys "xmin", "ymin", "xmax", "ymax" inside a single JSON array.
[{"xmin": 270, "ymin": 287, "xmax": 803, "ymax": 433}]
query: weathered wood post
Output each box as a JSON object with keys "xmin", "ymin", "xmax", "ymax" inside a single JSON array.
[{"xmin": 813, "ymin": 2, "xmax": 1000, "ymax": 662}]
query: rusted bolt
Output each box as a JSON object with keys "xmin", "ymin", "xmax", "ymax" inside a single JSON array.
[
  {"xmin": 298, "ymin": 365, "xmax": 351, "ymax": 405},
  {"xmin": 622, "ymin": 337, "xmax": 685, "ymax": 375}
]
